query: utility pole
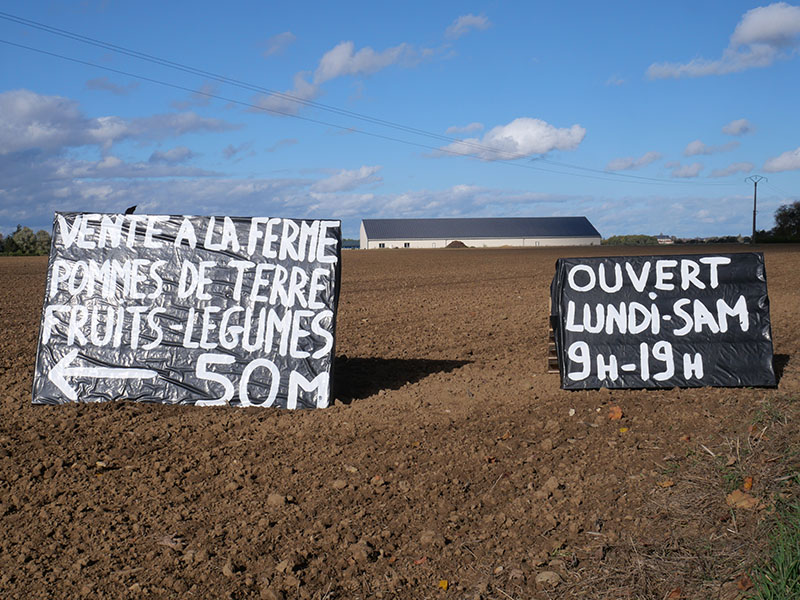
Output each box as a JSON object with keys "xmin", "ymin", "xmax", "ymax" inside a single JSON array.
[{"xmin": 745, "ymin": 175, "xmax": 766, "ymax": 244}]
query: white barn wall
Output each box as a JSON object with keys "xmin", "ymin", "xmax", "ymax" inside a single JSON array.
[{"xmin": 363, "ymin": 236, "xmax": 600, "ymax": 249}]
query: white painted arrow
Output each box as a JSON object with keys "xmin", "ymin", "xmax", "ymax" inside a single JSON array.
[{"xmin": 49, "ymin": 349, "xmax": 159, "ymax": 401}]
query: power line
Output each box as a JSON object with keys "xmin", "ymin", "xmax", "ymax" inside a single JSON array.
[
  {"xmin": 765, "ymin": 181, "xmax": 796, "ymax": 202},
  {"xmin": 0, "ymin": 37, "xmax": 648, "ymax": 184},
  {"xmin": 537, "ymin": 157, "xmax": 735, "ymax": 186},
  {"xmin": 3, "ymin": 9, "xmax": 564, "ymax": 166},
  {"xmin": 0, "ymin": 11, "xmax": 456, "ymax": 145},
  {"xmin": 0, "ymin": 11, "xmax": 742, "ymax": 188}
]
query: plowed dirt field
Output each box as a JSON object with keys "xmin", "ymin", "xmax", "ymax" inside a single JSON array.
[{"xmin": 1, "ymin": 245, "xmax": 799, "ymax": 599}]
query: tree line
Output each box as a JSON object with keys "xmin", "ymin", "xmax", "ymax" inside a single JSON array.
[
  {"xmin": 0, "ymin": 225, "xmax": 52, "ymax": 255},
  {"xmin": 2, "ymin": 201, "xmax": 798, "ymax": 255},
  {"xmin": 604, "ymin": 200, "xmax": 800, "ymax": 245},
  {"xmin": 756, "ymin": 200, "xmax": 800, "ymax": 242}
]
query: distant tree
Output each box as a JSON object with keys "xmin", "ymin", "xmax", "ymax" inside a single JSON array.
[
  {"xmin": 773, "ymin": 201, "xmax": 800, "ymax": 240},
  {"xmin": 0, "ymin": 232, "xmax": 4, "ymax": 253},
  {"xmin": 3, "ymin": 232, "xmax": 17, "ymax": 253},
  {"xmin": 10, "ymin": 225, "xmax": 36, "ymax": 255},
  {"xmin": 35, "ymin": 229, "xmax": 52, "ymax": 255},
  {"xmin": 602, "ymin": 234, "xmax": 658, "ymax": 246}
]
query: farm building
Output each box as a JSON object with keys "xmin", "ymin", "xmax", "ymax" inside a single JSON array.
[{"xmin": 360, "ymin": 217, "xmax": 602, "ymax": 249}]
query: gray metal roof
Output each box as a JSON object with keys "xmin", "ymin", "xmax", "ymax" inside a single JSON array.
[{"xmin": 362, "ymin": 217, "xmax": 601, "ymax": 240}]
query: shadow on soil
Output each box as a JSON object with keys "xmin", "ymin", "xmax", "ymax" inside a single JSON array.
[
  {"xmin": 333, "ymin": 355, "xmax": 471, "ymax": 404},
  {"xmin": 774, "ymin": 353, "xmax": 790, "ymax": 383}
]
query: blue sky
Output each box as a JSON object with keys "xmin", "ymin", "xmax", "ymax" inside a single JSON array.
[{"xmin": 1, "ymin": 1, "xmax": 799, "ymax": 239}]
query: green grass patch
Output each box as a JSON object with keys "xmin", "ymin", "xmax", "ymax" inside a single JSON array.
[
  {"xmin": 748, "ymin": 491, "xmax": 800, "ymax": 599},
  {"xmin": 752, "ymin": 401, "xmax": 786, "ymax": 426}
]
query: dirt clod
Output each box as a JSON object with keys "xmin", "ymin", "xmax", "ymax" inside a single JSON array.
[
  {"xmin": 534, "ymin": 571, "xmax": 562, "ymax": 587},
  {"xmin": 266, "ymin": 493, "xmax": 286, "ymax": 507}
]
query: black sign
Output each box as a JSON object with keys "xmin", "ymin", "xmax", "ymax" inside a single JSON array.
[
  {"xmin": 33, "ymin": 213, "xmax": 341, "ymax": 409},
  {"xmin": 550, "ymin": 253, "xmax": 776, "ymax": 389}
]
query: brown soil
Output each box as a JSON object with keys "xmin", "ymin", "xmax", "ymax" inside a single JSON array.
[{"xmin": 1, "ymin": 245, "xmax": 799, "ymax": 600}]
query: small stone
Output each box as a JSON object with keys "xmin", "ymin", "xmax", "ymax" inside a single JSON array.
[
  {"xmin": 267, "ymin": 493, "xmax": 286, "ymax": 507},
  {"xmin": 260, "ymin": 587, "xmax": 282, "ymax": 600},
  {"xmin": 222, "ymin": 559, "xmax": 235, "ymax": 578},
  {"xmin": 419, "ymin": 530, "xmax": 442, "ymax": 547},
  {"xmin": 275, "ymin": 559, "xmax": 290, "ymax": 574},
  {"xmin": 493, "ymin": 566, "xmax": 504, "ymax": 575},
  {"xmin": 535, "ymin": 571, "xmax": 562, "ymax": 587},
  {"xmin": 349, "ymin": 543, "xmax": 369, "ymax": 563},
  {"xmin": 331, "ymin": 479, "xmax": 347, "ymax": 490},
  {"xmin": 370, "ymin": 475, "xmax": 386, "ymax": 486},
  {"xmin": 543, "ymin": 476, "xmax": 560, "ymax": 493},
  {"xmin": 540, "ymin": 438, "xmax": 553, "ymax": 452}
]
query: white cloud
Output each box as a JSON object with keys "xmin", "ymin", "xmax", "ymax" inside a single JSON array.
[
  {"xmin": 438, "ymin": 117, "xmax": 586, "ymax": 160},
  {"xmin": 0, "ymin": 150, "xmax": 309, "ymax": 232},
  {"xmin": 171, "ymin": 83, "xmax": 217, "ymax": 110},
  {"xmin": 252, "ymin": 36, "xmax": 423, "ymax": 114},
  {"xmin": 730, "ymin": 2, "xmax": 800, "ymax": 46},
  {"xmin": 670, "ymin": 162, "xmax": 704, "ymax": 178},
  {"xmin": 222, "ymin": 142, "xmax": 253, "ymax": 159},
  {"xmin": 310, "ymin": 165, "xmax": 382, "ymax": 193},
  {"xmin": 65, "ymin": 155, "xmax": 216, "ymax": 179},
  {"xmin": 254, "ymin": 35, "xmax": 440, "ymax": 118},
  {"xmin": 445, "ymin": 122, "xmax": 484, "ymax": 135},
  {"xmin": 606, "ymin": 151, "xmax": 662, "ymax": 171},
  {"xmin": 647, "ymin": 2, "xmax": 800, "ymax": 78},
  {"xmin": 0, "ymin": 89, "xmax": 238, "ymax": 155},
  {"xmin": 149, "ymin": 146, "xmax": 195, "ymax": 164},
  {"xmin": 0, "ymin": 89, "xmax": 103, "ymax": 154},
  {"xmin": 683, "ymin": 139, "xmax": 739, "ymax": 156},
  {"xmin": 251, "ymin": 72, "xmax": 320, "ymax": 116},
  {"xmin": 86, "ymin": 77, "xmax": 139, "ymax": 95},
  {"xmin": 605, "ymin": 75, "xmax": 625, "ymax": 86},
  {"xmin": 764, "ymin": 146, "xmax": 800, "ymax": 171},
  {"xmin": 129, "ymin": 112, "xmax": 235, "ymax": 138},
  {"xmin": 695, "ymin": 208, "xmax": 720, "ymax": 223},
  {"xmin": 0, "ymin": 141, "xmax": 777, "ymax": 240},
  {"xmin": 263, "ymin": 31, "xmax": 296, "ymax": 57},
  {"xmin": 445, "ymin": 14, "xmax": 491, "ymax": 39},
  {"xmin": 646, "ymin": 46, "xmax": 778, "ymax": 78},
  {"xmin": 313, "ymin": 41, "xmax": 414, "ymax": 84},
  {"xmin": 722, "ymin": 118, "xmax": 753, "ymax": 136},
  {"xmin": 710, "ymin": 162, "xmax": 754, "ymax": 177},
  {"xmin": 266, "ymin": 138, "xmax": 298, "ymax": 153}
]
